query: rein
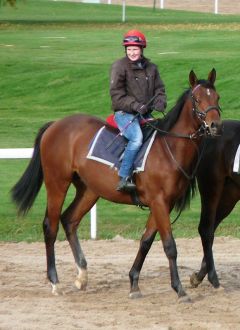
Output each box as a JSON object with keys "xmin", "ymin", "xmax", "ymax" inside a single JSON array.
[
  {"xmin": 143, "ymin": 87, "xmax": 219, "ymax": 224},
  {"xmin": 163, "ymin": 136, "xmax": 207, "ymax": 181},
  {"xmin": 145, "ymin": 119, "xmax": 205, "ymax": 140},
  {"xmin": 144, "ymin": 88, "xmax": 220, "ymax": 179},
  {"xmin": 145, "ymin": 88, "xmax": 221, "ymax": 140},
  {"xmin": 168, "ymin": 138, "xmax": 207, "ymax": 225}
]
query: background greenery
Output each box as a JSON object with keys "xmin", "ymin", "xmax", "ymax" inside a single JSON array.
[{"xmin": 0, "ymin": 0, "xmax": 239, "ymax": 242}]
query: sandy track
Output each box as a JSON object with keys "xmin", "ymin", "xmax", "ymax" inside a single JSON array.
[{"xmin": 1, "ymin": 236, "xmax": 240, "ymax": 329}]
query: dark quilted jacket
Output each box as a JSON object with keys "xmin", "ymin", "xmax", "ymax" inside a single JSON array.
[{"xmin": 110, "ymin": 56, "xmax": 167, "ymax": 113}]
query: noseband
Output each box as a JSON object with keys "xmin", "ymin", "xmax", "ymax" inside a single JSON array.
[{"xmin": 191, "ymin": 84, "xmax": 221, "ymax": 137}]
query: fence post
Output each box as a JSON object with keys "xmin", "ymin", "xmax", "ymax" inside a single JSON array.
[
  {"xmin": 90, "ymin": 204, "xmax": 97, "ymax": 239},
  {"xmin": 122, "ymin": 0, "xmax": 126, "ymax": 22},
  {"xmin": 214, "ymin": 0, "xmax": 218, "ymax": 14}
]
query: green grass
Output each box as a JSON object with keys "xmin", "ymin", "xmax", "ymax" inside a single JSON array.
[
  {"xmin": 1, "ymin": 0, "xmax": 240, "ymax": 24},
  {"xmin": 0, "ymin": 0, "xmax": 239, "ymax": 241}
]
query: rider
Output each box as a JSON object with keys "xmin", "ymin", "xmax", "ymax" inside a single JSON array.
[{"xmin": 110, "ymin": 29, "xmax": 167, "ymax": 192}]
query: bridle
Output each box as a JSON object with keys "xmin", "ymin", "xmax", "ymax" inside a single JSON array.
[
  {"xmin": 191, "ymin": 84, "xmax": 221, "ymax": 138},
  {"xmin": 143, "ymin": 84, "xmax": 222, "ymax": 181},
  {"xmin": 145, "ymin": 84, "xmax": 221, "ymax": 140},
  {"xmin": 162, "ymin": 84, "xmax": 221, "ymax": 224}
]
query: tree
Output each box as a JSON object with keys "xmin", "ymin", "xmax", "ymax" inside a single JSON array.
[{"xmin": 0, "ymin": 0, "xmax": 17, "ymax": 7}]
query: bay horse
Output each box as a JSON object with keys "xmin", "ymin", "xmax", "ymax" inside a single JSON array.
[
  {"xmin": 190, "ymin": 120, "xmax": 240, "ymax": 289},
  {"xmin": 11, "ymin": 69, "xmax": 222, "ymax": 300}
]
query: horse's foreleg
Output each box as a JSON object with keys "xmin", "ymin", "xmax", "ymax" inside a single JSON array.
[
  {"xmin": 190, "ymin": 257, "xmax": 207, "ymax": 288},
  {"xmin": 193, "ymin": 183, "xmax": 239, "ymax": 288},
  {"xmin": 152, "ymin": 199, "xmax": 189, "ymax": 300},
  {"xmin": 61, "ymin": 185, "xmax": 98, "ymax": 291},
  {"xmin": 163, "ymin": 233, "xmax": 188, "ymax": 299},
  {"xmin": 196, "ymin": 203, "xmax": 220, "ymax": 288},
  {"xmin": 193, "ymin": 176, "xmax": 228, "ymax": 289},
  {"xmin": 191, "ymin": 220, "xmax": 219, "ymax": 289},
  {"xmin": 191, "ymin": 210, "xmax": 222, "ymax": 288},
  {"xmin": 129, "ymin": 213, "xmax": 157, "ymax": 298}
]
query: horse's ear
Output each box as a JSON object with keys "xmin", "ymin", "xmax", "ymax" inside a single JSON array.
[
  {"xmin": 208, "ymin": 68, "xmax": 216, "ymax": 85},
  {"xmin": 189, "ymin": 70, "xmax": 198, "ymax": 88}
]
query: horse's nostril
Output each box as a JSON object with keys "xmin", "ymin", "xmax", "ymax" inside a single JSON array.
[
  {"xmin": 211, "ymin": 121, "xmax": 223, "ymax": 134},
  {"xmin": 211, "ymin": 122, "xmax": 217, "ymax": 130}
]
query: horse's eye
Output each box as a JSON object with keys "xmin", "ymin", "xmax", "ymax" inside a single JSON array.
[{"xmin": 195, "ymin": 98, "xmax": 200, "ymax": 104}]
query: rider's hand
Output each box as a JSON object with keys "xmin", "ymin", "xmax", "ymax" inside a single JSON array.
[
  {"xmin": 136, "ymin": 104, "xmax": 148, "ymax": 115},
  {"xmin": 152, "ymin": 100, "xmax": 166, "ymax": 113}
]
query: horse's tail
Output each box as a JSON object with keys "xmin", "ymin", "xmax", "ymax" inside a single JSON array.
[
  {"xmin": 174, "ymin": 177, "xmax": 197, "ymax": 214},
  {"xmin": 11, "ymin": 121, "xmax": 54, "ymax": 216}
]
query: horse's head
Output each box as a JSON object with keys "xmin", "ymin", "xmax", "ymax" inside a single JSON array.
[{"xmin": 189, "ymin": 68, "xmax": 222, "ymax": 137}]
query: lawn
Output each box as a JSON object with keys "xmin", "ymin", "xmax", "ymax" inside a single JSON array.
[{"xmin": 0, "ymin": 0, "xmax": 239, "ymax": 241}]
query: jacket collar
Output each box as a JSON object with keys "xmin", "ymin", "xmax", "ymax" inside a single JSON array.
[{"xmin": 126, "ymin": 56, "xmax": 148, "ymax": 70}]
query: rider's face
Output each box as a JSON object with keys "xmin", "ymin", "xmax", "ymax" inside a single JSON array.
[{"xmin": 126, "ymin": 46, "xmax": 142, "ymax": 62}]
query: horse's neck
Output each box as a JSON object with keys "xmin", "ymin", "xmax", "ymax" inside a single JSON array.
[
  {"xmin": 170, "ymin": 103, "xmax": 199, "ymax": 138},
  {"xmin": 165, "ymin": 105, "xmax": 202, "ymax": 165}
]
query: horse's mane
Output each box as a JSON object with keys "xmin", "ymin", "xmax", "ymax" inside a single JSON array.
[
  {"xmin": 154, "ymin": 79, "xmax": 215, "ymax": 213},
  {"xmin": 157, "ymin": 79, "xmax": 215, "ymax": 134},
  {"xmin": 158, "ymin": 89, "xmax": 189, "ymax": 132}
]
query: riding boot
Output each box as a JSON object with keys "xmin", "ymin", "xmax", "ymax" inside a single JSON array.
[{"xmin": 117, "ymin": 177, "xmax": 136, "ymax": 192}]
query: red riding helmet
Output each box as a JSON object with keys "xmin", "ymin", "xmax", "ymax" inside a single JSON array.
[{"xmin": 122, "ymin": 30, "xmax": 147, "ymax": 48}]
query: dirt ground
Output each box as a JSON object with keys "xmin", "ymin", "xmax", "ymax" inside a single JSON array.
[{"xmin": 1, "ymin": 236, "xmax": 240, "ymax": 330}]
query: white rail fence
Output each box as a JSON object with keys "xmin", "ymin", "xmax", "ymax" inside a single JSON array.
[
  {"xmin": 0, "ymin": 148, "xmax": 97, "ymax": 239},
  {"xmin": 59, "ymin": 1, "xmax": 240, "ymax": 17},
  {"xmin": 83, "ymin": 0, "xmax": 221, "ymax": 22},
  {"xmin": 104, "ymin": 0, "xmax": 220, "ymax": 15}
]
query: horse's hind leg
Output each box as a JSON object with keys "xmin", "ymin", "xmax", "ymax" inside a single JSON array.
[
  {"xmin": 60, "ymin": 180, "xmax": 98, "ymax": 291},
  {"xmin": 43, "ymin": 181, "xmax": 70, "ymax": 295}
]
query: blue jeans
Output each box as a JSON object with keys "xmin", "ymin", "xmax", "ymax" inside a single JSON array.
[{"xmin": 114, "ymin": 111, "xmax": 143, "ymax": 178}]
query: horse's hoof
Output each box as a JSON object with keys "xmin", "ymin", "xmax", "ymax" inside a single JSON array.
[
  {"xmin": 215, "ymin": 285, "xmax": 224, "ymax": 292},
  {"xmin": 190, "ymin": 272, "xmax": 201, "ymax": 288},
  {"xmin": 51, "ymin": 283, "xmax": 60, "ymax": 296},
  {"xmin": 209, "ymin": 278, "xmax": 220, "ymax": 289},
  {"xmin": 129, "ymin": 291, "xmax": 143, "ymax": 299},
  {"xmin": 178, "ymin": 294, "xmax": 192, "ymax": 303},
  {"xmin": 75, "ymin": 278, "xmax": 87, "ymax": 291},
  {"xmin": 75, "ymin": 269, "xmax": 88, "ymax": 290},
  {"xmin": 177, "ymin": 287, "xmax": 191, "ymax": 303}
]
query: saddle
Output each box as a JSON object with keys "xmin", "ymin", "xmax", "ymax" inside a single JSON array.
[
  {"xmin": 106, "ymin": 113, "xmax": 159, "ymax": 145},
  {"xmin": 87, "ymin": 115, "xmax": 158, "ymax": 174},
  {"xmin": 105, "ymin": 113, "xmax": 155, "ymax": 130},
  {"xmin": 87, "ymin": 114, "xmax": 159, "ymax": 207}
]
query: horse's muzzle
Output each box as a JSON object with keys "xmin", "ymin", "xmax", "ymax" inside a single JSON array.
[{"xmin": 205, "ymin": 120, "xmax": 223, "ymax": 137}]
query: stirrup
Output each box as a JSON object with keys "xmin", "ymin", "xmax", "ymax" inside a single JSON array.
[{"xmin": 116, "ymin": 177, "xmax": 136, "ymax": 192}]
